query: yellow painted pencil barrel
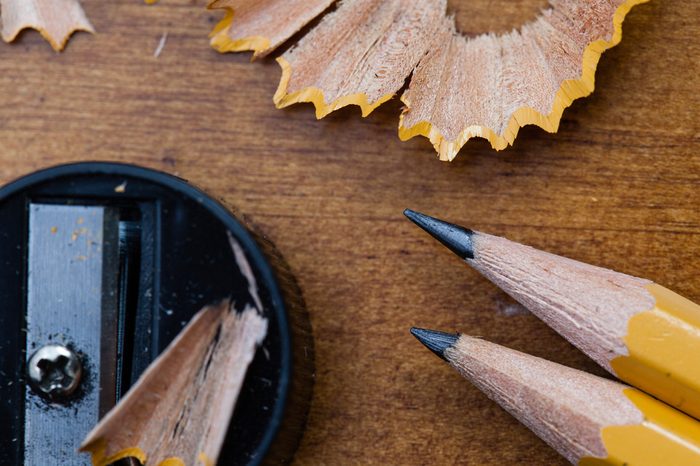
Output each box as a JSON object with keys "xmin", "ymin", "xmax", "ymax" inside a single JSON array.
[
  {"xmin": 611, "ymin": 284, "xmax": 700, "ymax": 420},
  {"xmin": 579, "ymin": 388, "xmax": 700, "ymax": 466}
]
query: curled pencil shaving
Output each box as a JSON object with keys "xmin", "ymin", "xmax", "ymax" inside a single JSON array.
[
  {"xmin": 273, "ymin": 0, "xmax": 449, "ymax": 119},
  {"xmin": 399, "ymin": 0, "xmax": 649, "ymax": 159},
  {"xmin": 212, "ymin": 0, "xmax": 648, "ymax": 159},
  {"xmin": 208, "ymin": 0, "xmax": 336, "ymax": 58},
  {"xmin": 80, "ymin": 238, "xmax": 268, "ymax": 466},
  {"xmin": 0, "ymin": 0, "xmax": 94, "ymax": 52}
]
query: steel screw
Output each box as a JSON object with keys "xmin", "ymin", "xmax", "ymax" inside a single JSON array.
[{"xmin": 27, "ymin": 344, "xmax": 83, "ymax": 401}]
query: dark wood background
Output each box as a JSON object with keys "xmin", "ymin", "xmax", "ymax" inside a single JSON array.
[{"xmin": 0, "ymin": 1, "xmax": 697, "ymax": 464}]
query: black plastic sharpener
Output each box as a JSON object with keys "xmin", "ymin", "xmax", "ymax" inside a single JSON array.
[{"xmin": 0, "ymin": 162, "xmax": 314, "ymax": 466}]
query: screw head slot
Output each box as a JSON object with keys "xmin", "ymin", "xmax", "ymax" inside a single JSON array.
[{"xmin": 27, "ymin": 344, "xmax": 83, "ymax": 401}]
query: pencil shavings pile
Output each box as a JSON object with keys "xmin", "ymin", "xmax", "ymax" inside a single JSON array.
[
  {"xmin": 208, "ymin": 0, "xmax": 649, "ymax": 160},
  {"xmin": 0, "ymin": 0, "xmax": 93, "ymax": 51}
]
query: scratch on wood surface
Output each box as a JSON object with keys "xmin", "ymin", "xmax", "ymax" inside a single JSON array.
[{"xmin": 153, "ymin": 32, "xmax": 168, "ymax": 58}]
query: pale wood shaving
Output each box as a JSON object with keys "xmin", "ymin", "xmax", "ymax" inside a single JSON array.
[
  {"xmin": 208, "ymin": 0, "xmax": 336, "ymax": 57},
  {"xmin": 274, "ymin": 0, "xmax": 448, "ymax": 118},
  {"xmin": 400, "ymin": 0, "xmax": 642, "ymax": 159},
  {"xmin": 0, "ymin": 0, "xmax": 94, "ymax": 52},
  {"xmin": 81, "ymin": 301, "xmax": 268, "ymax": 466},
  {"xmin": 213, "ymin": 0, "xmax": 648, "ymax": 160},
  {"xmin": 82, "ymin": 234, "xmax": 269, "ymax": 466}
]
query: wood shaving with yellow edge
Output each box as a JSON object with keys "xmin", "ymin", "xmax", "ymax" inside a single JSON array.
[
  {"xmin": 399, "ymin": 0, "xmax": 650, "ymax": 159},
  {"xmin": 81, "ymin": 237, "xmax": 268, "ymax": 466},
  {"xmin": 0, "ymin": 0, "xmax": 94, "ymax": 52},
  {"xmin": 273, "ymin": 0, "xmax": 448, "ymax": 118},
  {"xmin": 210, "ymin": 0, "xmax": 650, "ymax": 160},
  {"xmin": 208, "ymin": 0, "xmax": 336, "ymax": 58},
  {"xmin": 80, "ymin": 302, "xmax": 267, "ymax": 466}
]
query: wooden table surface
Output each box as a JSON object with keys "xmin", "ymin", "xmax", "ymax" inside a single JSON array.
[{"xmin": 0, "ymin": 1, "xmax": 698, "ymax": 464}]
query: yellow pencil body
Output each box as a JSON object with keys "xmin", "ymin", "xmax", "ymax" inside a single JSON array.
[
  {"xmin": 580, "ymin": 388, "xmax": 700, "ymax": 465},
  {"xmin": 612, "ymin": 284, "xmax": 700, "ymax": 420}
]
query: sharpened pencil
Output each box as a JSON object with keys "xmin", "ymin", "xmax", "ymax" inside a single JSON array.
[
  {"xmin": 405, "ymin": 209, "xmax": 700, "ymax": 420},
  {"xmin": 411, "ymin": 328, "xmax": 700, "ymax": 465}
]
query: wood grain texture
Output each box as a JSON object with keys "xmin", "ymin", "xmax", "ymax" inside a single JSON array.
[{"xmin": 0, "ymin": 1, "xmax": 697, "ymax": 464}]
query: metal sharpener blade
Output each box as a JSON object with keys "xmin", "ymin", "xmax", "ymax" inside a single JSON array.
[{"xmin": 25, "ymin": 204, "xmax": 119, "ymax": 465}]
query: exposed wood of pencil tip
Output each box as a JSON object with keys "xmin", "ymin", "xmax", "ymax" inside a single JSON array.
[
  {"xmin": 404, "ymin": 208, "xmax": 652, "ymax": 370},
  {"xmin": 413, "ymin": 330, "xmax": 700, "ymax": 465},
  {"xmin": 413, "ymin": 330, "xmax": 642, "ymax": 463},
  {"xmin": 404, "ymin": 209, "xmax": 700, "ymax": 421}
]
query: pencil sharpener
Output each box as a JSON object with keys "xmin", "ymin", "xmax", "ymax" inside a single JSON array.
[{"xmin": 0, "ymin": 162, "xmax": 314, "ymax": 466}]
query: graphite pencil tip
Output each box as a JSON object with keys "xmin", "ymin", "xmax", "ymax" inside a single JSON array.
[
  {"xmin": 403, "ymin": 209, "xmax": 474, "ymax": 259},
  {"xmin": 410, "ymin": 327, "xmax": 459, "ymax": 360}
]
